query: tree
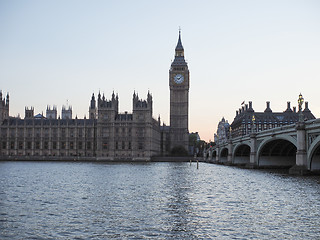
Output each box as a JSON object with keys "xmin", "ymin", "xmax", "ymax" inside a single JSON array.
[{"xmin": 171, "ymin": 146, "xmax": 188, "ymax": 156}]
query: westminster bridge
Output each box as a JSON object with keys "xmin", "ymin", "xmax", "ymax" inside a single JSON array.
[{"xmin": 204, "ymin": 118, "xmax": 320, "ymax": 174}]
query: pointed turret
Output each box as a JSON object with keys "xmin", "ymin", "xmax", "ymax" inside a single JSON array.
[
  {"xmin": 175, "ymin": 29, "xmax": 184, "ymax": 51},
  {"xmin": 97, "ymin": 92, "xmax": 119, "ymax": 122},
  {"xmin": 90, "ymin": 93, "xmax": 96, "ymax": 109},
  {"xmin": 46, "ymin": 105, "xmax": 57, "ymax": 119},
  {"xmin": 147, "ymin": 90, "xmax": 152, "ymax": 102},
  {"xmin": 175, "ymin": 30, "xmax": 184, "ymax": 57},
  {"xmin": 0, "ymin": 90, "xmax": 9, "ymax": 122},
  {"xmin": 6, "ymin": 93, "xmax": 9, "ymax": 106},
  {"xmin": 171, "ymin": 30, "xmax": 187, "ymax": 66},
  {"xmin": 89, "ymin": 93, "xmax": 96, "ymax": 119},
  {"xmin": 62, "ymin": 105, "xmax": 72, "ymax": 119}
]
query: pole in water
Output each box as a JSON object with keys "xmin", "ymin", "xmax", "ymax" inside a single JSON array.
[
  {"xmin": 190, "ymin": 159, "xmax": 192, "ymax": 166},
  {"xmin": 197, "ymin": 160, "xmax": 199, "ymax": 169}
]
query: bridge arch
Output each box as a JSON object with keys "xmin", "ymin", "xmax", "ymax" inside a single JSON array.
[
  {"xmin": 212, "ymin": 150, "xmax": 217, "ymax": 159},
  {"xmin": 257, "ymin": 137, "xmax": 297, "ymax": 167},
  {"xmin": 308, "ymin": 135, "xmax": 320, "ymax": 172},
  {"xmin": 233, "ymin": 143, "xmax": 250, "ymax": 165},
  {"xmin": 220, "ymin": 147, "xmax": 228, "ymax": 163},
  {"xmin": 205, "ymin": 150, "xmax": 210, "ymax": 159}
]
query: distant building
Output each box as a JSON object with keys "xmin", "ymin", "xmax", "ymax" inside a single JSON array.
[
  {"xmin": 190, "ymin": 132, "xmax": 200, "ymax": 142},
  {"xmin": 189, "ymin": 132, "xmax": 201, "ymax": 156},
  {"xmin": 0, "ymin": 91, "xmax": 9, "ymax": 123},
  {"xmin": 231, "ymin": 101, "xmax": 316, "ymax": 138},
  {"xmin": 214, "ymin": 117, "xmax": 230, "ymax": 144}
]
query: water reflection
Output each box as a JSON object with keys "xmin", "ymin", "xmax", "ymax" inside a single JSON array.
[
  {"xmin": 162, "ymin": 163, "xmax": 197, "ymax": 238},
  {"xmin": 0, "ymin": 161, "xmax": 320, "ymax": 239}
]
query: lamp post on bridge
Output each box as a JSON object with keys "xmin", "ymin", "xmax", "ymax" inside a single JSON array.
[
  {"xmin": 289, "ymin": 93, "xmax": 309, "ymax": 175},
  {"xmin": 298, "ymin": 93, "xmax": 304, "ymax": 122},
  {"xmin": 227, "ymin": 127, "xmax": 233, "ymax": 164},
  {"xmin": 248, "ymin": 114, "xmax": 258, "ymax": 168},
  {"xmin": 252, "ymin": 115, "xmax": 256, "ymax": 133}
]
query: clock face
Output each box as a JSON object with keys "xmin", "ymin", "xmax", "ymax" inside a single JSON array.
[{"xmin": 174, "ymin": 74, "xmax": 184, "ymax": 84}]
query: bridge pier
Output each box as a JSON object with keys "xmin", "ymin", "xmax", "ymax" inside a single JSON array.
[
  {"xmin": 215, "ymin": 147, "xmax": 219, "ymax": 163},
  {"xmin": 289, "ymin": 122, "xmax": 310, "ymax": 175},
  {"xmin": 246, "ymin": 132, "xmax": 258, "ymax": 168},
  {"xmin": 226, "ymin": 139, "xmax": 233, "ymax": 165}
]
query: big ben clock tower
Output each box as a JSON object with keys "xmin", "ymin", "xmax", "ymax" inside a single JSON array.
[{"xmin": 169, "ymin": 30, "xmax": 189, "ymax": 152}]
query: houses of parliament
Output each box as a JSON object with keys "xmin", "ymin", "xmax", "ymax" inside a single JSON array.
[{"xmin": 0, "ymin": 32, "xmax": 190, "ymax": 160}]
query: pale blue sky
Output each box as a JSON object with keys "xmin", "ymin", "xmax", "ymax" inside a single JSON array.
[{"xmin": 1, "ymin": 0, "xmax": 320, "ymax": 141}]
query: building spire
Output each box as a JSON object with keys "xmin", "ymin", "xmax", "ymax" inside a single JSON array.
[
  {"xmin": 175, "ymin": 28, "xmax": 184, "ymax": 51},
  {"xmin": 172, "ymin": 28, "xmax": 187, "ymax": 66}
]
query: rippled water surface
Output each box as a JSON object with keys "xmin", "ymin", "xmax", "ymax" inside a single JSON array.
[{"xmin": 0, "ymin": 161, "xmax": 320, "ymax": 239}]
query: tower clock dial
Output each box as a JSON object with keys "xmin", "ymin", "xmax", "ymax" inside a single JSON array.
[{"xmin": 174, "ymin": 74, "xmax": 184, "ymax": 84}]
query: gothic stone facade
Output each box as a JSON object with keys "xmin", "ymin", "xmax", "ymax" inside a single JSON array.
[
  {"xmin": 95, "ymin": 91, "xmax": 161, "ymax": 160},
  {"xmin": 0, "ymin": 92, "xmax": 160, "ymax": 161}
]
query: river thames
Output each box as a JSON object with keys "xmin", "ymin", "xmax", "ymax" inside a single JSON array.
[{"xmin": 0, "ymin": 161, "xmax": 319, "ymax": 239}]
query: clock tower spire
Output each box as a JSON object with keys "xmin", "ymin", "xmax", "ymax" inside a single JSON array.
[{"xmin": 169, "ymin": 30, "xmax": 190, "ymax": 153}]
